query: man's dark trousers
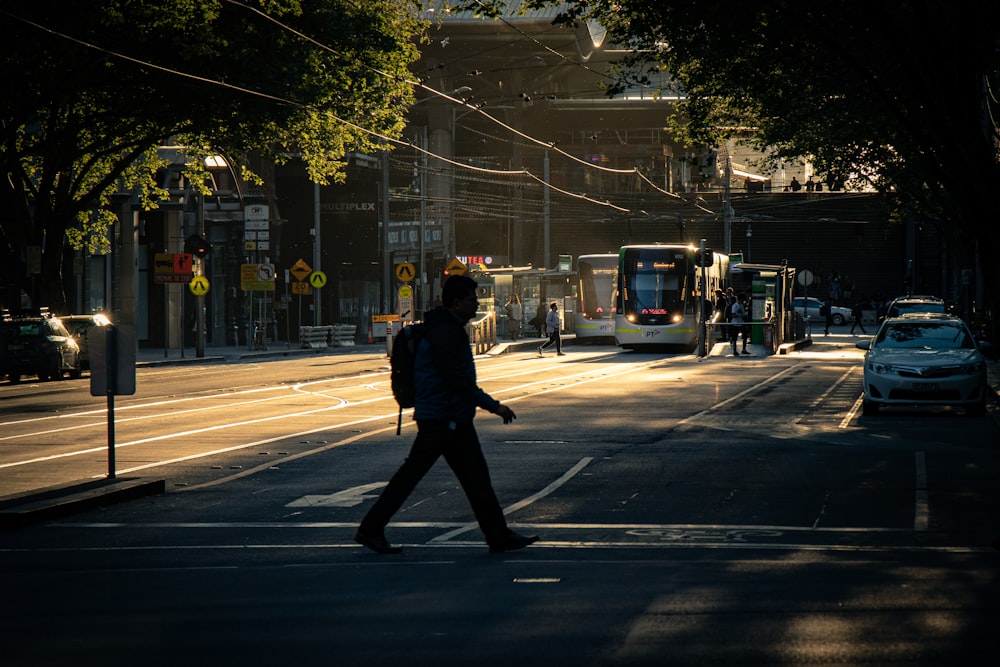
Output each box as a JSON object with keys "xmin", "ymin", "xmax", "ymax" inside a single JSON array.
[{"xmin": 359, "ymin": 420, "xmax": 508, "ymax": 543}]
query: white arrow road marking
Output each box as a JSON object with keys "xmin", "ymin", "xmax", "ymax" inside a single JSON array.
[{"xmin": 286, "ymin": 482, "xmax": 387, "ymax": 508}]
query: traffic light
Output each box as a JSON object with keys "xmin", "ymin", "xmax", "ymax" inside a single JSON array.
[
  {"xmin": 184, "ymin": 234, "xmax": 212, "ymax": 258},
  {"xmin": 695, "ymin": 248, "xmax": 714, "ymax": 267}
]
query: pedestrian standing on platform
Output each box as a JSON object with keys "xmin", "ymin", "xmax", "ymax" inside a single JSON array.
[
  {"xmin": 728, "ymin": 295, "xmax": 748, "ymax": 355},
  {"xmin": 355, "ymin": 274, "xmax": 538, "ymax": 555},
  {"xmin": 504, "ymin": 294, "xmax": 522, "ymax": 341}
]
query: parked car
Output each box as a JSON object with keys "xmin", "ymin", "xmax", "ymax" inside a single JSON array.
[
  {"xmin": 881, "ymin": 295, "xmax": 947, "ymax": 320},
  {"xmin": 791, "ymin": 297, "xmax": 851, "ymax": 326},
  {"xmin": 60, "ymin": 313, "xmax": 111, "ymax": 370},
  {"xmin": 855, "ymin": 313, "xmax": 989, "ymax": 416},
  {"xmin": 0, "ymin": 309, "xmax": 82, "ymax": 384}
]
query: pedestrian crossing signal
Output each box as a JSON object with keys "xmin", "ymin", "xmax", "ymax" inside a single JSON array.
[{"xmin": 184, "ymin": 234, "xmax": 212, "ymax": 258}]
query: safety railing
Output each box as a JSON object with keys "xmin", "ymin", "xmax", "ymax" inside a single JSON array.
[{"xmin": 467, "ymin": 311, "xmax": 497, "ymax": 355}]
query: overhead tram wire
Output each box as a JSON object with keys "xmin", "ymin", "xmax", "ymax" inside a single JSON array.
[
  {"xmin": 8, "ymin": 3, "xmax": 705, "ymax": 217},
  {"xmin": 222, "ymin": 0, "xmax": 707, "ymax": 210}
]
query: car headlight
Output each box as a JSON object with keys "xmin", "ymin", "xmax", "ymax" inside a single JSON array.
[
  {"xmin": 959, "ymin": 360, "xmax": 985, "ymax": 374},
  {"xmin": 867, "ymin": 360, "xmax": 894, "ymax": 374}
]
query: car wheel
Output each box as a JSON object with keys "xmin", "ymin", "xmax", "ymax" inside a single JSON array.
[
  {"xmin": 8, "ymin": 373, "xmax": 21, "ymax": 384},
  {"xmin": 832, "ymin": 314, "xmax": 846, "ymax": 326},
  {"xmin": 967, "ymin": 401, "xmax": 986, "ymax": 417},
  {"xmin": 862, "ymin": 400, "xmax": 880, "ymax": 416}
]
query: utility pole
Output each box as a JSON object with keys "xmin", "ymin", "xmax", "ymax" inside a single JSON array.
[{"xmin": 723, "ymin": 155, "xmax": 734, "ymax": 255}]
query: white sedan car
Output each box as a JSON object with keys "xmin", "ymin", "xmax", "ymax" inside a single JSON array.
[
  {"xmin": 792, "ymin": 297, "xmax": 852, "ymax": 326},
  {"xmin": 855, "ymin": 314, "xmax": 989, "ymax": 416}
]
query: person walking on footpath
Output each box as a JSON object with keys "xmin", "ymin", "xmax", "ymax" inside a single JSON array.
[
  {"xmin": 356, "ymin": 275, "xmax": 538, "ymax": 555},
  {"xmin": 850, "ymin": 301, "xmax": 867, "ymax": 335},
  {"xmin": 821, "ymin": 298, "xmax": 833, "ymax": 335},
  {"xmin": 538, "ymin": 301, "xmax": 565, "ymax": 356},
  {"xmin": 503, "ymin": 294, "xmax": 522, "ymax": 341}
]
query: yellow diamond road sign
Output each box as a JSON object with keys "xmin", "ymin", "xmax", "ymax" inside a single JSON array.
[
  {"xmin": 290, "ymin": 258, "xmax": 312, "ymax": 282},
  {"xmin": 445, "ymin": 258, "xmax": 468, "ymax": 275}
]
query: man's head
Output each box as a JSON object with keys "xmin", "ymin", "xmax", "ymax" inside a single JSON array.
[
  {"xmin": 442, "ymin": 274, "xmax": 479, "ymax": 321},
  {"xmin": 550, "ymin": 302, "xmax": 558, "ymax": 311}
]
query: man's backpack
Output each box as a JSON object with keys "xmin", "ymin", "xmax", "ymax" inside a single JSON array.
[{"xmin": 390, "ymin": 323, "xmax": 425, "ymax": 433}]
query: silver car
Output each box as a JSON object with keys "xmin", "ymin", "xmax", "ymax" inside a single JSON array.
[
  {"xmin": 856, "ymin": 314, "xmax": 989, "ymax": 416},
  {"xmin": 792, "ymin": 297, "xmax": 852, "ymax": 326}
]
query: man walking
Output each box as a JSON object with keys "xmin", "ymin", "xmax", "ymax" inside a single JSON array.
[
  {"xmin": 850, "ymin": 301, "xmax": 867, "ymax": 335},
  {"xmin": 356, "ymin": 275, "xmax": 538, "ymax": 555},
  {"xmin": 538, "ymin": 302, "xmax": 565, "ymax": 356}
]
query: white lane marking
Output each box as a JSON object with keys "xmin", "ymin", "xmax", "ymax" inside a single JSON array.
[
  {"xmin": 286, "ymin": 482, "xmax": 388, "ymax": 508},
  {"xmin": 44, "ymin": 522, "xmax": 915, "ymax": 532},
  {"xmin": 842, "ymin": 394, "xmax": 864, "ymax": 428},
  {"xmin": 2, "ymin": 352, "xmax": 642, "ymax": 472},
  {"xmin": 28, "ymin": 520, "xmax": 983, "ymax": 555},
  {"xmin": 786, "ymin": 366, "xmax": 856, "ymax": 427},
  {"xmin": 429, "ymin": 457, "xmax": 594, "ymax": 542},
  {"xmin": 678, "ymin": 363, "xmax": 805, "ymax": 424},
  {"xmin": 914, "ymin": 451, "xmax": 929, "ymax": 531}
]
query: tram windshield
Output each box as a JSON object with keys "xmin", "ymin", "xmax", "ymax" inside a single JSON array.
[{"xmin": 620, "ymin": 248, "xmax": 688, "ymax": 322}]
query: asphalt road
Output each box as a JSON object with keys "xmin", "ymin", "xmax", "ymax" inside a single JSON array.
[{"xmin": 1, "ymin": 333, "xmax": 998, "ymax": 666}]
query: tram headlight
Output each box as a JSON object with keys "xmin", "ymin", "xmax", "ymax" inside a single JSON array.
[
  {"xmin": 672, "ymin": 314, "xmax": 682, "ymax": 323},
  {"xmin": 627, "ymin": 314, "xmax": 638, "ymax": 323}
]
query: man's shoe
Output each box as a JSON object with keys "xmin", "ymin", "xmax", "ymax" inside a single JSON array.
[
  {"xmin": 557, "ymin": 352, "xmax": 566, "ymax": 356},
  {"xmin": 355, "ymin": 529, "xmax": 402, "ymax": 554},
  {"xmin": 489, "ymin": 532, "xmax": 539, "ymax": 553},
  {"xmin": 537, "ymin": 347, "xmax": 544, "ymax": 357}
]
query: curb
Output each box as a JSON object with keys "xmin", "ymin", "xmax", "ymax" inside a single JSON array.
[{"xmin": 0, "ymin": 477, "xmax": 165, "ymax": 530}]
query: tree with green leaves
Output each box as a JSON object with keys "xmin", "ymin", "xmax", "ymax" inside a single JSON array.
[
  {"xmin": 473, "ymin": 0, "xmax": 1000, "ymax": 322},
  {"xmin": 0, "ymin": 0, "xmax": 423, "ymax": 312}
]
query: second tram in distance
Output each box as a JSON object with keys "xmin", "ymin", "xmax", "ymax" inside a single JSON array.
[
  {"xmin": 614, "ymin": 244, "xmax": 729, "ymax": 350},
  {"xmin": 574, "ymin": 253, "xmax": 618, "ymax": 343}
]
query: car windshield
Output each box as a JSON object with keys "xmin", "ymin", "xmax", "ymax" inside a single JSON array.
[{"xmin": 874, "ymin": 322, "xmax": 973, "ymax": 350}]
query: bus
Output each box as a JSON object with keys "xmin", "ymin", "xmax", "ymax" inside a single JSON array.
[
  {"xmin": 614, "ymin": 244, "xmax": 729, "ymax": 350},
  {"xmin": 574, "ymin": 254, "xmax": 618, "ymax": 343}
]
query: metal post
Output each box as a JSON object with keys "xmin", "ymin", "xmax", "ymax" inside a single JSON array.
[
  {"xmin": 313, "ymin": 182, "xmax": 322, "ymax": 325},
  {"xmin": 196, "ymin": 193, "xmax": 205, "ymax": 357},
  {"xmin": 543, "ymin": 149, "xmax": 550, "ymax": 268},
  {"xmin": 723, "ymin": 156, "xmax": 733, "ymax": 254},
  {"xmin": 419, "ymin": 127, "xmax": 427, "ymax": 317},
  {"xmin": 106, "ymin": 325, "xmax": 117, "ymax": 479},
  {"xmin": 699, "ymin": 239, "xmax": 708, "ymax": 356},
  {"xmin": 381, "ymin": 150, "xmax": 391, "ymax": 313}
]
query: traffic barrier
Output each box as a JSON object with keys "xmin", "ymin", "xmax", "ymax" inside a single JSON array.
[
  {"xmin": 331, "ymin": 324, "xmax": 357, "ymax": 347},
  {"xmin": 299, "ymin": 326, "xmax": 330, "ymax": 349}
]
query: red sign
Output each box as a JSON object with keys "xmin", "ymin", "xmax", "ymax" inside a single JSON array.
[{"xmin": 174, "ymin": 253, "xmax": 193, "ymax": 274}]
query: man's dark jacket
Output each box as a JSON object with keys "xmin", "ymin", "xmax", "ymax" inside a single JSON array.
[{"xmin": 413, "ymin": 306, "xmax": 500, "ymax": 423}]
